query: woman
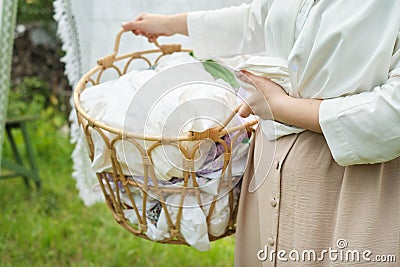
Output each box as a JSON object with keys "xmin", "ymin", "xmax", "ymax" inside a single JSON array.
[{"xmin": 122, "ymin": 0, "xmax": 400, "ymax": 266}]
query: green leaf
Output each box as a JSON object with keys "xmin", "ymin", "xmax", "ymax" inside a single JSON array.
[
  {"xmin": 201, "ymin": 60, "xmax": 240, "ymax": 88},
  {"xmin": 190, "ymin": 52, "xmax": 239, "ymax": 88}
]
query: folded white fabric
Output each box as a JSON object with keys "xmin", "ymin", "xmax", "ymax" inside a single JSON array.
[
  {"xmin": 235, "ymin": 56, "xmax": 305, "ymax": 140},
  {"xmin": 156, "ymin": 194, "xmax": 209, "ymax": 251},
  {"xmin": 201, "ymin": 185, "xmax": 240, "ymax": 237},
  {"xmin": 236, "ymin": 56, "xmax": 292, "ymax": 93},
  {"xmin": 80, "ymin": 69, "xmax": 156, "ymax": 174}
]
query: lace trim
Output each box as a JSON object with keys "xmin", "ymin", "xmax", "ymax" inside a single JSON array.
[{"xmin": 54, "ymin": 0, "xmax": 103, "ymax": 206}]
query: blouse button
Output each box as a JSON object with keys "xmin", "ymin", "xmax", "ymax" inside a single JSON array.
[
  {"xmin": 270, "ymin": 198, "xmax": 277, "ymax": 207},
  {"xmin": 267, "ymin": 237, "xmax": 275, "ymax": 246},
  {"xmin": 275, "ymin": 160, "xmax": 280, "ymax": 170}
]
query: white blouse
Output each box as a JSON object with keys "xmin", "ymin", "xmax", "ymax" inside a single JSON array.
[{"xmin": 187, "ymin": 0, "xmax": 400, "ymax": 166}]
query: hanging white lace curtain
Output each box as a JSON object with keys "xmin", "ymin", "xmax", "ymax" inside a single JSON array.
[
  {"xmin": 53, "ymin": 0, "xmax": 251, "ymax": 206},
  {"xmin": 0, "ymin": 0, "xmax": 18, "ymax": 172}
]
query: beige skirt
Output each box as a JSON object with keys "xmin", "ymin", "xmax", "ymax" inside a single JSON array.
[{"xmin": 234, "ymin": 128, "xmax": 400, "ymax": 267}]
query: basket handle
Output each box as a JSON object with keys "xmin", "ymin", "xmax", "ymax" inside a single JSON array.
[
  {"xmin": 112, "ymin": 29, "xmax": 128, "ymax": 56},
  {"xmin": 97, "ymin": 29, "xmax": 182, "ymax": 68}
]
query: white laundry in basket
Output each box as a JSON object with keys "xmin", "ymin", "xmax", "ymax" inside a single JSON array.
[{"xmin": 80, "ymin": 53, "xmax": 248, "ymax": 181}]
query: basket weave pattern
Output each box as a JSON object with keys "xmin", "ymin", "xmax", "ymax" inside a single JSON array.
[{"xmin": 74, "ymin": 30, "xmax": 257, "ymax": 245}]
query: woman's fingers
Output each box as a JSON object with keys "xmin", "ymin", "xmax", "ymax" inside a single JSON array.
[
  {"xmin": 121, "ymin": 20, "xmax": 140, "ymax": 31},
  {"xmin": 235, "ymin": 70, "xmax": 253, "ymax": 84},
  {"xmin": 121, "ymin": 13, "xmax": 156, "ymax": 37},
  {"xmin": 235, "ymin": 70, "xmax": 276, "ymax": 120},
  {"xmin": 122, "ymin": 13, "xmax": 188, "ymax": 38},
  {"xmin": 238, "ymin": 103, "xmax": 254, "ymax": 118},
  {"xmin": 122, "ymin": 21, "xmax": 148, "ymax": 38}
]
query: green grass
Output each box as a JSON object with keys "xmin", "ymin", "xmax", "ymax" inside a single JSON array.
[{"xmin": 0, "ymin": 112, "xmax": 235, "ymax": 267}]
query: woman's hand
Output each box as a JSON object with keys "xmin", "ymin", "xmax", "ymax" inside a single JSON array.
[
  {"xmin": 236, "ymin": 70, "xmax": 288, "ymax": 120},
  {"xmin": 236, "ymin": 70, "xmax": 323, "ymax": 133},
  {"xmin": 122, "ymin": 13, "xmax": 188, "ymax": 42}
]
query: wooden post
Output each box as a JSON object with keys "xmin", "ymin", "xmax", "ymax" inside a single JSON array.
[{"xmin": 0, "ymin": 0, "xmax": 18, "ymax": 171}]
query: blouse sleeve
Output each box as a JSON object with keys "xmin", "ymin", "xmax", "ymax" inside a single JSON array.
[
  {"xmin": 319, "ymin": 30, "xmax": 400, "ymax": 166},
  {"xmin": 187, "ymin": 0, "xmax": 273, "ymax": 59}
]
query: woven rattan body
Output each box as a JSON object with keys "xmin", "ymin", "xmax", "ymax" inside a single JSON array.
[{"xmin": 74, "ymin": 30, "xmax": 257, "ymax": 245}]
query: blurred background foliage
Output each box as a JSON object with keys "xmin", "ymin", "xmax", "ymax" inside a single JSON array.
[
  {"xmin": 17, "ymin": 0, "xmax": 55, "ymax": 25},
  {"xmin": 10, "ymin": 0, "xmax": 70, "ymax": 120}
]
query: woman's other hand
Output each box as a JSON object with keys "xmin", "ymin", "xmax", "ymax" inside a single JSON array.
[
  {"xmin": 236, "ymin": 70, "xmax": 288, "ymax": 120},
  {"xmin": 236, "ymin": 70, "xmax": 322, "ymax": 133}
]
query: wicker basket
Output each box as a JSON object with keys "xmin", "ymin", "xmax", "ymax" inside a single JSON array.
[{"xmin": 73, "ymin": 29, "xmax": 258, "ymax": 246}]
